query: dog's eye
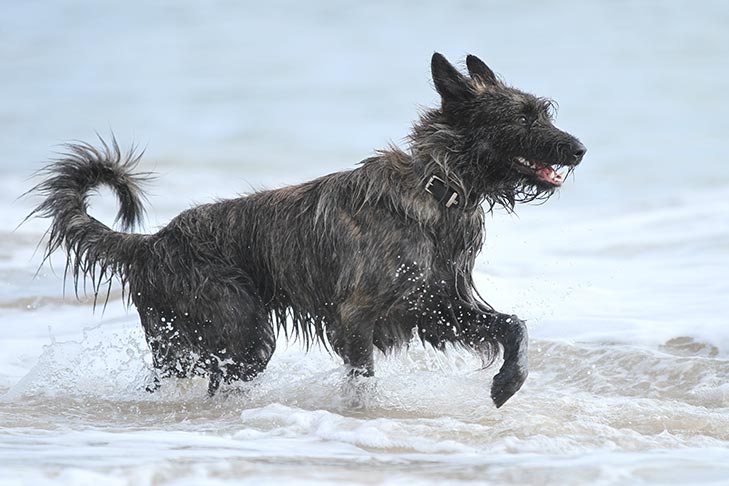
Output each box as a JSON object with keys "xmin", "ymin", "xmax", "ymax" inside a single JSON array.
[{"xmin": 517, "ymin": 115, "xmax": 529, "ymax": 126}]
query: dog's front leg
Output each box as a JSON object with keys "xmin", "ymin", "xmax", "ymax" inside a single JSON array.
[
  {"xmin": 490, "ymin": 313, "xmax": 529, "ymax": 408},
  {"xmin": 332, "ymin": 300, "xmax": 376, "ymax": 377},
  {"xmin": 343, "ymin": 323, "xmax": 375, "ymax": 378},
  {"xmin": 464, "ymin": 308, "xmax": 529, "ymax": 408}
]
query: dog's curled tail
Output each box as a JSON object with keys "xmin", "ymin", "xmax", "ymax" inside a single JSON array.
[{"xmin": 26, "ymin": 136, "xmax": 153, "ymax": 302}]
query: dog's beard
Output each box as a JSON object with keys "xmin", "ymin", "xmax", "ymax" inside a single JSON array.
[
  {"xmin": 511, "ymin": 180, "xmax": 558, "ymax": 204},
  {"xmin": 480, "ymin": 170, "xmax": 560, "ymax": 210}
]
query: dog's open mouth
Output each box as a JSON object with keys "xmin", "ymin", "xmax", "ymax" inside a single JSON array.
[{"xmin": 513, "ymin": 157, "xmax": 566, "ymax": 187}]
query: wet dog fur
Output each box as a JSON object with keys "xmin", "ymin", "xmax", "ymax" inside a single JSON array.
[{"xmin": 27, "ymin": 53, "xmax": 585, "ymax": 407}]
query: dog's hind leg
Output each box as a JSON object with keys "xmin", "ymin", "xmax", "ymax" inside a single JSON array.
[
  {"xmin": 134, "ymin": 279, "xmax": 276, "ymax": 396},
  {"xmin": 144, "ymin": 374, "xmax": 161, "ymax": 393},
  {"xmin": 207, "ymin": 367, "xmax": 223, "ymax": 396},
  {"xmin": 136, "ymin": 307, "xmax": 196, "ymax": 385},
  {"xmin": 200, "ymin": 284, "xmax": 276, "ymax": 396}
]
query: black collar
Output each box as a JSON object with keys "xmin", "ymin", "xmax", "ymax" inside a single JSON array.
[{"xmin": 424, "ymin": 174, "xmax": 465, "ymax": 209}]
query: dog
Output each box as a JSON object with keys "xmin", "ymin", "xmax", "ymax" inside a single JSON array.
[{"xmin": 28, "ymin": 53, "xmax": 585, "ymax": 407}]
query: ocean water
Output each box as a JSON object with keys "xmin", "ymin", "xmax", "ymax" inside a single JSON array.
[{"xmin": 2, "ymin": 1, "xmax": 729, "ymax": 484}]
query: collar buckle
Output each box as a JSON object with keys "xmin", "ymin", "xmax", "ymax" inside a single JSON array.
[
  {"xmin": 424, "ymin": 174, "xmax": 460, "ymax": 209},
  {"xmin": 444, "ymin": 191, "xmax": 459, "ymax": 208},
  {"xmin": 424, "ymin": 174, "xmax": 444, "ymax": 195}
]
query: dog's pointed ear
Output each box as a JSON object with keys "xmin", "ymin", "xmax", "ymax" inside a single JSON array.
[
  {"xmin": 431, "ymin": 52, "xmax": 471, "ymax": 103},
  {"xmin": 466, "ymin": 54, "xmax": 497, "ymax": 86}
]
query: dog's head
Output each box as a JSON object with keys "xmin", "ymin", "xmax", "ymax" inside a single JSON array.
[{"xmin": 429, "ymin": 53, "xmax": 585, "ymax": 205}]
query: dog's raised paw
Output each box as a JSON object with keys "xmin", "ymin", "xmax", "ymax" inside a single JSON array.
[{"xmin": 490, "ymin": 365, "xmax": 528, "ymax": 408}]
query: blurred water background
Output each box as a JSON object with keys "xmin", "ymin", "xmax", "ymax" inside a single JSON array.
[{"xmin": 1, "ymin": 1, "xmax": 729, "ymax": 484}]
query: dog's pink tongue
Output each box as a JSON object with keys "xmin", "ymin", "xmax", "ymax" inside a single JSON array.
[{"xmin": 535, "ymin": 163, "xmax": 563, "ymax": 186}]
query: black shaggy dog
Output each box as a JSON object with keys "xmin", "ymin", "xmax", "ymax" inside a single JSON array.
[{"xmin": 28, "ymin": 53, "xmax": 585, "ymax": 407}]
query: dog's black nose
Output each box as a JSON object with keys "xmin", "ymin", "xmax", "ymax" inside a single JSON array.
[{"xmin": 571, "ymin": 141, "xmax": 586, "ymax": 163}]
